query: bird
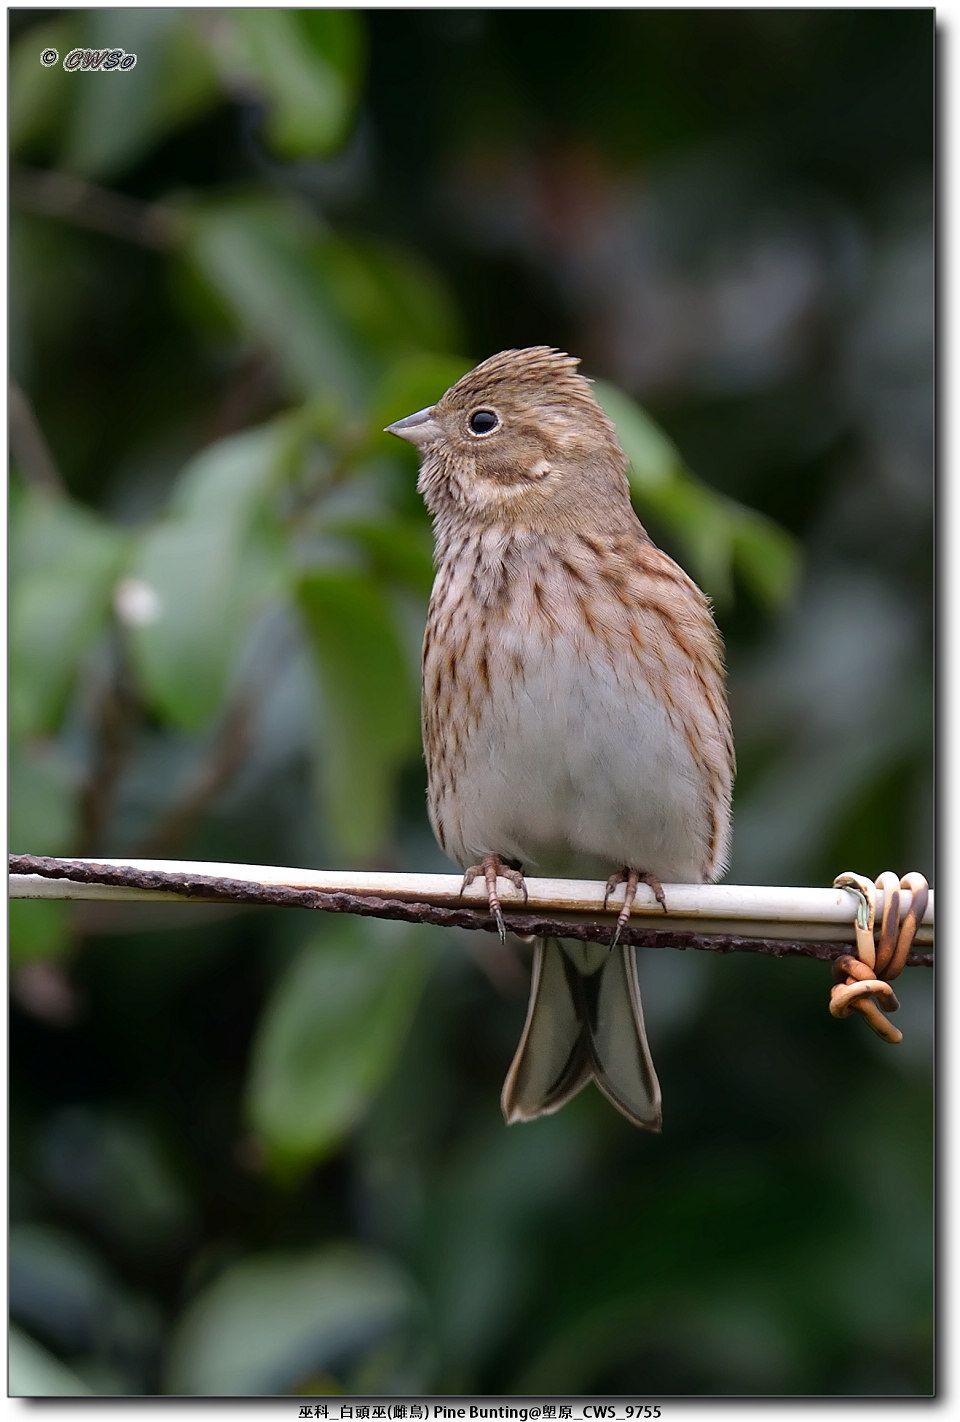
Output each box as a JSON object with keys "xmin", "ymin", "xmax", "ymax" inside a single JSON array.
[{"xmin": 385, "ymin": 347, "xmax": 734, "ymax": 1129}]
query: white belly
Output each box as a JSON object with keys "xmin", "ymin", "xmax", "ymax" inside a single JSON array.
[{"xmin": 430, "ymin": 631, "xmax": 711, "ymax": 883}]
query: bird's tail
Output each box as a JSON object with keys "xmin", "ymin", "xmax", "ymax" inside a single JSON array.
[{"xmin": 501, "ymin": 937, "xmax": 662, "ymax": 1130}]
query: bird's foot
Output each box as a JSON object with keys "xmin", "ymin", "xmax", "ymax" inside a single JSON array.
[
  {"xmin": 604, "ymin": 868, "xmax": 668, "ymax": 947},
  {"xmin": 461, "ymin": 854, "xmax": 528, "ymax": 943}
]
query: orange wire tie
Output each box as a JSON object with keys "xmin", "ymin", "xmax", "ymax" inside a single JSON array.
[{"xmin": 830, "ymin": 871, "xmax": 930, "ymax": 1044}]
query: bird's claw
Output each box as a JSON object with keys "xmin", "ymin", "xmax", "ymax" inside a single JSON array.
[
  {"xmin": 604, "ymin": 868, "xmax": 668, "ymax": 948},
  {"xmin": 461, "ymin": 854, "xmax": 527, "ymax": 943}
]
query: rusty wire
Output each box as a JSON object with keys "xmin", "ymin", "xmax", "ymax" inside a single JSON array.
[
  {"xmin": 9, "ymin": 853, "xmax": 934, "ymax": 967},
  {"xmin": 830, "ymin": 871, "xmax": 931, "ymax": 1043}
]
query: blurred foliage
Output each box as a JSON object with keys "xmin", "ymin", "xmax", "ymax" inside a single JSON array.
[{"xmin": 9, "ymin": 7, "xmax": 932, "ymax": 1400}]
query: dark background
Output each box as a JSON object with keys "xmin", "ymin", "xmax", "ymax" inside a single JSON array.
[{"xmin": 9, "ymin": 7, "xmax": 933, "ymax": 1398}]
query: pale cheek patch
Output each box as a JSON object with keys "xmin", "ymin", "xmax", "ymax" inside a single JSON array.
[{"xmin": 533, "ymin": 407, "xmax": 582, "ymax": 448}]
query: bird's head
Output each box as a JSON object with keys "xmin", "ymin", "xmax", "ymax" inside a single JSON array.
[{"xmin": 385, "ymin": 347, "xmax": 632, "ymax": 531}]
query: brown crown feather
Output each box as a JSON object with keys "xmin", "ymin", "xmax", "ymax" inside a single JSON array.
[{"xmin": 440, "ymin": 347, "xmax": 599, "ymax": 413}]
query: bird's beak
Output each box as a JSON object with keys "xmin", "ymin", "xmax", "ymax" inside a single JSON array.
[{"xmin": 384, "ymin": 406, "xmax": 441, "ymax": 448}]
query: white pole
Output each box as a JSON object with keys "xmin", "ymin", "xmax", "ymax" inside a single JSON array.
[{"xmin": 9, "ymin": 856, "xmax": 934, "ymax": 946}]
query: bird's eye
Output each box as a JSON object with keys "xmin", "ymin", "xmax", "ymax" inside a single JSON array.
[{"xmin": 468, "ymin": 409, "xmax": 499, "ymax": 435}]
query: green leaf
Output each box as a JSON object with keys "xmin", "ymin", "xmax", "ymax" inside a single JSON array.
[
  {"xmin": 9, "ymin": 489, "xmax": 127, "ymax": 739},
  {"xmin": 9, "ymin": 742, "xmax": 77, "ymax": 857},
  {"xmin": 247, "ymin": 919, "xmax": 432, "ymax": 1171},
  {"xmin": 33, "ymin": 1108, "xmax": 195, "ymax": 1254},
  {"xmin": 167, "ymin": 418, "xmax": 290, "ymax": 522},
  {"xmin": 226, "ymin": 10, "xmax": 364, "ymax": 159},
  {"xmin": 8, "ymin": 901, "xmax": 71, "ymax": 967},
  {"xmin": 60, "ymin": 10, "xmax": 219, "ymax": 179},
  {"xmin": 126, "ymin": 423, "xmax": 287, "ymax": 729},
  {"xmin": 731, "ymin": 505, "xmax": 802, "ymax": 606},
  {"xmin": 595, "ymin": 380, "xmax": 800, "ymax": 608},
  {"xmin": 8, "ymin": 742, "xmax": 77, "ymax": 963},
  {"xmin": 593, "ymin": 379, "xmax": 682, "ymax": 490},
  {"xmin": 186, "ymin": 205, "xmax": 459, "ymax": 413},
  {"xmin": 10, "ymin": 1224, "xmax": 160, "ymax": 1388},
  {"xmin": 296, "ymin": 568, "xmax": 419, "ymax": 856},
  {"xmin": 642, "ymin": 474, "xmax": 738, "ymax": 605},
  {"xmin": 165, "ymin": 1244, "xmax": 420, "ymax": 1396},
  {"xmin": 9, "ymin": 1328, "xmax": 93, "ymax": 1397},
  {"xmin": 314, "ymin": 237, "xmax": 462, "ymax": 363},
  {"xmin": 374, "ymin": 352, "xmax": 472, "ymax": 436},
  {"xmin": 322, "ymin": 514, "xmax": 435, "ymax": 596},
  {"xmin": 8, "ymin": 18, "xmax": 77, "ymax": 153},
  {"xmin": 185, "ymin": 198, "xmax": 366, "ymax": 407}
]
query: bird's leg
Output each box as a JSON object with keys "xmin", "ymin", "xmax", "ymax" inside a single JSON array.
[
  {"xmin": 461, "ymin": 853, "xmax": 528, "ymax": 943},
  {"xmin": 604, "ymin": 867, "xmax": 668, "ymax": 947}
]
